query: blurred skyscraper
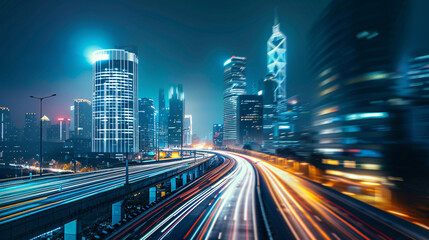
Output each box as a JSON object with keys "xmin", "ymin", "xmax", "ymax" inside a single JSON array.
[
  {"xmin": 158, "ymin": 89, "xmax": 169, "ymax": 148},
  {"xmin": 184, "ymin": 115, "xmax": 192, "ymax": 146},
  {"xmin": 168, "ymin": 85, "xmax": 184, "ymax": 148},
  {"xmin": 71, "ymin": 99, "xmax": 91, "ymax": 139},
  {"xmin": 138, "ymin": 98, "xmax": 156, "ymax": 153},
  {"xmin": 310, "ymin": 0, "xmax": 409, "ymax": 183},
  {"xmin": 237, "ymin": 95, "xmax": 263, "ymax": 145},
  {"xmin": 223, "ymin": 56, "xmax": 246, "ymax": 146},
  {"xmin": 267, "ymin": 13, "xmax": 287, "ymax": 114},
  {"xmin": 92, "ymin": 49, "xmax": 139, "ymax": 153},
  {"xmin": 408, "ymin": 53, "xmax": 429, "ymax": 98}
]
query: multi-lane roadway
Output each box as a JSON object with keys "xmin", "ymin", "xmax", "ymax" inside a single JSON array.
[
  {"xmin": 0, "ymin": 157, "xmax": 209, "ymax": 225},
  {"xmin": 108, "ymin": 153, "xmax": 261, "ymax": 240}
]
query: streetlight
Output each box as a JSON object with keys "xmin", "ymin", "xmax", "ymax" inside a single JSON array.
[{"xmin": 30, "ymin": 94, "xmax": 56, "ymax": 177}]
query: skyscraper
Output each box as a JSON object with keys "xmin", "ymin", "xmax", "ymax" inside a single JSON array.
[
  {"xmin": 92, "ymin": 49, "xmax": 139, "ymax": 153},
  {"xmin": 310, "ymin": 0, "xmax": 408, "ymax": 183},
  {"xmin": 24, "ymin": 113, "xmax": 38, "ymax": 142},
  {"xmin": 223, "ymin": 56, "xmax": 246, "ymax": 145},
  {"xmin": 168, "ymin": 85, "xmax": 184, "ymax": 148},
  {"xmin": 72, "ymin": 99, "xmax": 91, "ymax": 139},
  {"xmin": 158, "ymin": 89, "xmax": 169, "ymax": 148},
  {"xmin": 267, "ymin": 14, "xmax": 287, "ymax": 114},
  {"xmin": 262, "ymin": 74, "xmax": 277, "ymax": 144},
  {"xmin": 0, "ymin": 107, "xmax": 11, "ymax": 142},
  {"xmin": 213, "ymin": 124, "xmax": 223, "ymax": 147},
  {"xmin": 237, "ymin": 95, "xmax": 263, "ymax": 145},
  {"xmin": 184, "ymin": 115, "xmax": 192, "ymax": 146},
  {"xmin": 138, "ymin": 98, "xmax": 156, "ymax": 153},
  {"xmin": 408, "ymin": 53, "xmax": 429, "ymax": 98}
]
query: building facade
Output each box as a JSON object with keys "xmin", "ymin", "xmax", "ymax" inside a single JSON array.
[
  {"xmin": 0, "ymin": 107, "xmax": 12, "ymax": 142},
  {"xmin": 168, "ymin": 85, "xmax": 184, "ymax": 148},
  {"xmin": 72, "ymin": 99, "xmax": 92, "ymax": 139},
  {"xmin": 184, "ymin": 114, "xmax": 192, "ymax": 146},
  {"xmin": 24, "ymin": 113, "xmax": 38, "ymax": 142},
  {"xmin": 92, "ymin": 49, "xmax": 139, "ymax": 153},
  {"xmin": 408, "ymin": 53, "xmax": 429, "ymax": 98},
  {"xmin": 310, "ymin": 0, "xmax": 409, "ymax": 183},
  {"xmin": 223, "ymin": 56, "xmax": 246, "ymax": 145},
  {"xmin": 213, "ymin": 124, "xmax": 223, "ymax": 147},
  {"xmin": 262, "ymin": 74, "xmax": 277, "ymax": 145},
  {"xmin": 158, "ymin": 89, "xmax": 169, "ymax": 148},
  {"xmin": 138, "ymin": 98, "xmax": 156, "ymax": 153},
  {"xmin": 237, "ymin": 95, "xmax": 263, "ymax": 145}
]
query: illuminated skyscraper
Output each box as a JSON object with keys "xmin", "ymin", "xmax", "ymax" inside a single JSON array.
[
  {"xmin": 138, "ymin": 98, "xmax": 156, "ymax": 153},
  {"xmin": 184, "ymin": 115, "xmax": 192, "ymax": 146},
  {"xmin": 262, "ymin": 74, "xmax": 277, "ymax": 144},
  {"xmin": 92, "ymin": 49, "xmax": 139, "ymax": 153},
  {"xmin": 24, "ymin": 113, "xmax": 38, "ymax": 142},
  {"xmin": 158, "ymin": 89, "xmax": 169, "ymax": 148},
  {"xmin": 72, "ymin": 99, "xmax": 91, "ymax": 139},
  {"xmin": 0, "ymin": 107, "xmax": 11, "ymax": 142},
  {"xmin": 223, "ymin": 56, "xmax": 246, "ymax": 145},
  {"xmin": 168, "ymin": 85, "xmax": 184, "ymax": 148},
  {"xmin": 213, "ymin": 124, "xmax": 223, "ymax": 146},
  {"xmin": 267, "ymin": 13, "xmax": 287, "ymax": 114},
  {"xmin": 237, "ymin": 95, "xmax": 263, "ymax": 145}
]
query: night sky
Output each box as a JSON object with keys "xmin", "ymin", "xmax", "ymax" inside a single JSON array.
[{"xmin": 1, "ymin": 0, "xmax": 428, "ymax": 138}]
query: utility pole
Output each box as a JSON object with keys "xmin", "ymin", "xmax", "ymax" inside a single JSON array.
[{"xmin": 30, "ymin": 94, "xmax": 56, "ymax": 177}]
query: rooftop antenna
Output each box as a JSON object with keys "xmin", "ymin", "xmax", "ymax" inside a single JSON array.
[{"xmin": 274, "ymin": 7, "xmax": 279, "ymax": 26}]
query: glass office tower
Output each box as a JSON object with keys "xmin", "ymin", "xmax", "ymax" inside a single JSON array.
[
  {"xmin": 223, "ymin": 56, "xmax": 246, "ymax": 145},
  {"xmin": 92, "ymin": 49, "xmax": 139, "ymax": 153}
]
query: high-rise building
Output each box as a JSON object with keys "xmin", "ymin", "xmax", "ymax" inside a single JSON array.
[
  {"xmin": 0, "ymin": 107, "xmax": 11, "ymax": 142},
  {"xmin": 168, "ymin": 85, "xmax": 184, "ymax": 148},
  {"xmin": 41, "ymin": 115, "xmax": 51, "ymax": 141},
  {"xmin": 267, "ymin": 14, "xmax": 287, "ymax": 114},
  {"xmin": 237, "ymin": 95, "xmax": 263, "ymax": 145},
  {"xmin": 223, "ymin": 56, "xmax": 246, "ymax": 145},
  {"xmin": 72, "ymin": 99, "xmax": 91, "ymax": 139},
  {"xmin": 408, "ymin": 53, "xmax": 429, "ymax": 98},
  {"xmin": 184, "ymin": 115, "xmax": 192, "ymax": 146},
  {"xmin": 158, "ymin": 89, "xmax": 169, "ymax": 148},
  {"xmin": 48, "ymin": 117, "xmax": 71, "ymax": 141},
  {"xmin": 310, "ymin": 0, "xmax": 408, "ymax": 183},
  {"xmin": 92, "ymin": 49, "xmax": 139, "ymax": 153},
  {"xmin": 138, "ymin": 98, "xmax": 156, "ymax": 153},
  {"xmin": 24, "ymin": 113, "xmax": 38, "ymax": 142},
  {"xmin": 213, "ymin": 124, "xmax": 223, "ymax": 147},
  {"xmin": 262, "ymin": 74, "xmax": 277, "ymax": 144}
]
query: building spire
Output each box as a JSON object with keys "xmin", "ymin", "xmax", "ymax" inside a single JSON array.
[{"xmin": 274, "ymin": 7, "xmax": 279, "ymax": 26}]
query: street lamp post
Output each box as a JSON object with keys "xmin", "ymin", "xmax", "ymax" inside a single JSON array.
[{"xmin": 30, "ymin": 94, "xmax": 56, "ymax": 177}]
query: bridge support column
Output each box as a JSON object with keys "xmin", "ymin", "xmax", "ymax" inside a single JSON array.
[
  {"xmin": 189, "ymin": 171, "xmax": 193, "ymax": 181},
  {"xmin": 149, "ymin": 186, "xmax": 157, "ymax": 203},
  {"xmin": 182, "ymin": 173, "xmax": 187, "ymax": 185},
  {"xmin": 171, "ymin": 177, "xmax": 177, "ymax": 192},
  {"xmin": 112, "ymin": 201, "xmax": 123, "ymax": 225},
  {"xmin": 194, "ymin": 167, "xmax": 198, "ymax": 178},
  {"xmin": 64, "ymin": 219, "xmax": 79, "ymax": 240}
]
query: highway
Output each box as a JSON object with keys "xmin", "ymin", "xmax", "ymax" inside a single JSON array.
[
  {"xmin": 230, "ymin": 152, "xmax": 429, "ymax": 240},
  {"xmin": 0, "ymin": 156, "xmax": 210, "ymax": 225},
  {"xmin": 108, "ymin": 153, "xmax": 261, "ymax": 240}
]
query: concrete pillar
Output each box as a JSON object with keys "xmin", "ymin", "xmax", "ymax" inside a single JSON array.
[
  {"xmin": 112, "ymin": 201, "xmax": 123, "ymax": 225},
  {"xmin": 170, "ymin": 177, "xmax": 177, "ymax": 192},
  {"xmin": 188, "ymin": 171, "xmax": 193, "ymax": 181},
  {"xmin": 64, "ymin": 220, "xmax": 78, "ymax": 240},
  {"xmin": 194, "ymin": 167, "xmax": 198, "ymax": 178},
  {"xmin": 182, "ymin": 173, "xmax": 187, "ymax": 185},
  {"xmin": 149, "ymin": 186, "xmax": 157, "ymax": 203}
]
